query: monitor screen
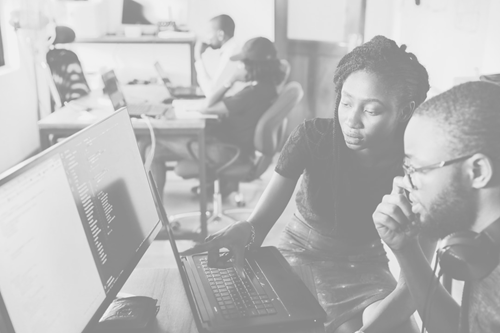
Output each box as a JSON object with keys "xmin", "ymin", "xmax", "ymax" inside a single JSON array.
[
  {"xmin": 121, "ymin": 0, "xmax": 188, "ymax": 26},
  {"xmin": 0, "ymin": 109, "xmax": 162, "ymax": 333}
]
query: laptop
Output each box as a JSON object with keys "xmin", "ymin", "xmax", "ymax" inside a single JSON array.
[
  {"xmin": 147, "ymin": 172, "xmax": 326, "ymax": 333},
  {"xmin": 101, "ymin": 70, "xmax": 169, "ymax": 118},
  {"xmin": 154, "ymin": 61, "xmax": 205, "ymax": 99}
]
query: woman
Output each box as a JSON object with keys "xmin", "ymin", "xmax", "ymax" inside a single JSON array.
[
  {"xmin": 150, "ymin": 37, "xmax": 285, "ymax": 196},
  {"xmin": 183, "ymin": 36, "xmax": 430, "ymax": 333}
]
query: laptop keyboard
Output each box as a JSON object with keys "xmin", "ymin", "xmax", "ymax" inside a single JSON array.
[{"xmin": 199, "ymin": 257, "xmax": 277, "ymax": 320}]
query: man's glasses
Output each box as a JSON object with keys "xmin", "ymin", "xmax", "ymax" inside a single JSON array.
[{"xmin": 402, "ymin": 153, "xmax": 476, "ymax": 190}]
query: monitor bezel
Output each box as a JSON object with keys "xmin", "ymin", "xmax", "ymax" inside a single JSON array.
[{"xmin": 0, "ymin": 108, "xmax": 162, "ymax": 333}]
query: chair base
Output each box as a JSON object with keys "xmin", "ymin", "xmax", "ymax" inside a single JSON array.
[
  {"xmin": 169, "ymin": 179, "xmax": 241, "ymax": 238},
  {"xmin": 234, "ymin": 192, "xmax": 246, "ymax": 207}
]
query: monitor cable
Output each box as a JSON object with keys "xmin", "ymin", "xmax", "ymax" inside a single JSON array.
[{"xmin": 141, "ymin": 114, "xmax": 157, "ymax": 173}]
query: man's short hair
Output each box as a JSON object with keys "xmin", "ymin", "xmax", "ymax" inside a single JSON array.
[
  {"xmin": 414, "ymin": 81, "xmax": 500, "ymax": 158},
  {"xmin": 211, "ymin": 14, "xmax": 235, "ymax": 38}
]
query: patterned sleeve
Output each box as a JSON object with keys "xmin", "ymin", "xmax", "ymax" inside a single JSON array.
[{"xmin": 275, "ymin": 121, "xmax": 309, "ymax": 180}]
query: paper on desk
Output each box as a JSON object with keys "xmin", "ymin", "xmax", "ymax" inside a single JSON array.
[
  {"xmin": 172, "ymin": 99, "xmax": 217, "ymax": 119},
  {"xmin": 157, "ymin": 31, "xmax": 196, "ymax": 39}
]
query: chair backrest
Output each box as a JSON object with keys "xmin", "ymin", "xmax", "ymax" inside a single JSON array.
[
  {"xmin": 250, "ymin": 81, "xmax": 303, "ymax": 179},
  {"xmin": 46, "ymin": 48, "xmax": 90, "ymax": 107},
  {"xmin": 276, "ymin": 59, "xmax": 291, "ymax": 94}
]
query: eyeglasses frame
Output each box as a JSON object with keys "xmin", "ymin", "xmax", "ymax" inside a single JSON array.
[{"xmin": 402, "ymin": 153, "xmax": 476, "ymax": 190}]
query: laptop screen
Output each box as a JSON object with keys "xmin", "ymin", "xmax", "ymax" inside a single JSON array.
[
  {"xmin": 0, "ymin": 109, "xmax": 162, "ymax": 333},
  {"xmin": 154, "ymin": 61, "xmax": 171, "ymax": 86},
  {"xmin": 102, "ymin": 70, "xmax": 127, "ymax": 111}
]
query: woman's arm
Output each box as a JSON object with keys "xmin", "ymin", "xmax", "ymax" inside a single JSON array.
[
  {"xmin": 203, "ymin": 65, "xmax": 246, "ymax": 109},
  {"xmin": 201, "ymin": 100, "xmax": 229, "ymax": 116},
  {"xmin": 246, "ymin": 172, "xmax": 299, "ymax": 245},
  {"xmin": 180, "ymin": 171, "xmax": 299, "ymax": 278},
  {"xmin": 203, "ymin": 82, "xmax": 234, "ymax": 109},
  {"xmin": 359, "ymin": 235, "xmax": 437, "ymax": 333}
]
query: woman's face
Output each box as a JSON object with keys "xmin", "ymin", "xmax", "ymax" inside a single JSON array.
[{"xmin": 338, "ymin": 70, "xmax": 403, "ymax": 152}]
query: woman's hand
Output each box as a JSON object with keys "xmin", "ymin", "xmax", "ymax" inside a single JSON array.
[
  {"xmin": 180, "ymin": 221, "xmax": 253, "ymax": 278},
  {"xmin": 229, "ymin": 63, "xmax": 247, "ymax": 83},
  {"xmin": 372, "ymin": 176, "xmax": 418, "ymax": 251}
]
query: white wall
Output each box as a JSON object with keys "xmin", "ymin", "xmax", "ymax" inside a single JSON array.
[
  {"xmin": 187, "ymin": 0, "xmax": 274, "ymax": 44},
  {"xmin": 287, "ymin": 0, "xmax": 346, "ymax": 42},
  {"xmin": 0, "ymin": 0, "xmax": 42, "ymax": 174},
  {"xmin": 365, "ymin": 0, "xmax": 499, "ymax": 96}
]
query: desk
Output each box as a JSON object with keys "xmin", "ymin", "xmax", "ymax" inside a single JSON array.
[
  {"xmin": 38, "ymin": 93, "xmax": 209, "ymax": 239},
  {"xmin": 108, "ymin": 268, "xmax": 326, "ymax": 333}
]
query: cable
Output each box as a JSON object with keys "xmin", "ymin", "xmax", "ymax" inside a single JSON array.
[
  {"xmin": 421, "ymin": 249, "xmax": 442, "ymax": 333},
  {"xmin": 141, "ymin": 115, "xmax": 156, "ymax": 173}
]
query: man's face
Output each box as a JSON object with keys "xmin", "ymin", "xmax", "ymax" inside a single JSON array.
[
  {"xmin": 404, "ymin": 116, "xmax": 476, "ymax": 239},
  {"xmin": 204, "ymin": 21, "xmax": 223, "ymax": 49}
]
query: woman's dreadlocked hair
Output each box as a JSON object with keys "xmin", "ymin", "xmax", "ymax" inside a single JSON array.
[{"xmin": 333, "ymin": 35, "xmax": 430, "ymax": 113}]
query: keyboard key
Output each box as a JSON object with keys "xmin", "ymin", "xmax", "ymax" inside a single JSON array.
[
  {"xmin": 204, "ymin": 261, "xmax": 274, "ymax": 320},
  {"xmin": 249, "ymin": 309, "xmax": 259, "ymax": 316}
]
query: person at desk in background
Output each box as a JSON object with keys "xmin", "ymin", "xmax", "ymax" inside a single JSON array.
[
  {"xmin": 194, "ymin": 14, "xmax": 243, "ymax": 99},
  {"xmin": 373, "ymin": 81, "xmax": 500, "ymax": 333},
  {"xmin": 150, "ymin": 37, "xmax": 285, "ymax": 199},
  {"xmin": 182, "ymin": 35, "xmax": 431, "ymax": 333}
]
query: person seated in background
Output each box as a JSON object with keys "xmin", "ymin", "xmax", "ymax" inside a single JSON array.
[
  {"xmin": 373, "ymin": 81, "xmax": 500, "ymax": 333},
  {"xmin": 150, "ymin": 37, "xmax": 285, "ymax": 199},
  {"xmin": 194, "ymin": 14, "xmax": 243, "ymax": 99},
  {"xmin": 182, "ymin": 35, "xmax": 431, "ymax": 333}
]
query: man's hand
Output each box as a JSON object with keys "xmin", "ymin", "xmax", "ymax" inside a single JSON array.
[
  {"xmin": 373, "ymin": 176, "xmax": 418, "ymax": 251},
  {"xmin": 194, "ymin": 40, "xmax": 209, "ymax": 61}
]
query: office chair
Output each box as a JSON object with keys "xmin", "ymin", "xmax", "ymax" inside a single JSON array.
[
  {"xmin": 277, "ymin": 59, "xmax": 291, "ymax": 94},
  {"xmin": 45, "ymin": 26, "xmax": 90, "ymax": 109},
  {"xmin": 170, "ymin": 81, "xmax": 304, "ymax": 230}
]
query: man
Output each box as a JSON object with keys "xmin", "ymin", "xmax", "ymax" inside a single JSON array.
[
  {"xmin": 194, "ymin": 14, "xmax": 242, "ymax": 98},
  {"xmin": 373, "ymin": 81, "xmax": 500, "ymax": 333}
]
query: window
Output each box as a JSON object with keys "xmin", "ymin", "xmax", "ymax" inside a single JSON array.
[{"xmin": 0, "ymin": 19, "xmax": 5, "ymax": 67}]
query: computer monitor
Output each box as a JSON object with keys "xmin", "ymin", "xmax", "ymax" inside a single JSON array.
[
  {"xmin": 121, "ymin": 0, "xmax": 187, "ymax": 26},
  {"xmin": 0, "ymin": 109, "xmax": 162, "ymax": 333}
]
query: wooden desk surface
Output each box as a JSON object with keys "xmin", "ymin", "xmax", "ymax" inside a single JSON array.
[
  {"xmin": 38, "ymin": 92, "xmax": 206, "ymax": 132},
  {"xmin": 111, "ymin": 268, "xmax": 325, "ymax": 333}
]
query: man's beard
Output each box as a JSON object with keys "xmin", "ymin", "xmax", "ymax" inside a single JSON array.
[
  {"xmin": 209, "ymin": 43, "xmax": 221, "ymax": 50},
  {"xmin": 416, "ymin": 175, "xmax": 476, "ymax": 240}
]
